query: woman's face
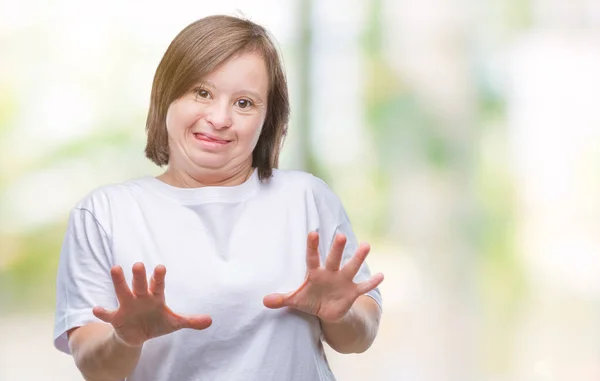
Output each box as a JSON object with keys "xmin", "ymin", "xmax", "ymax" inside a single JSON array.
[{"xmin": 165, "ymin": 51, "xmax": 269, "ymax": 175}]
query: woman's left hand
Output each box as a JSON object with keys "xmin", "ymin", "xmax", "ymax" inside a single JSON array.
[{"xmin": 263, "ymin": 232, "xmax": 384, "ymax": 322}]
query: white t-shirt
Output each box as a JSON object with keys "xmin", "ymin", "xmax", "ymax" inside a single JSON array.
[{"xmin": 54, "ymin": 168, "xmax": 382, "ymax": 381}]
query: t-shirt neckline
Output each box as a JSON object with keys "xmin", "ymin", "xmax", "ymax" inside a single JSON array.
[{"xmin": 142, "ymin": 168, "xmax": 260, "ymax": 204}]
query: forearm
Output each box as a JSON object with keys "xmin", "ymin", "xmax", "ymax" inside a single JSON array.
[
  {"xmin": 68, "ymin": 323, "xmax": 142, "ymax": 381},
  {"xmin": 320, "ymin": 295, "xmax": 382, "ymax": 354}
]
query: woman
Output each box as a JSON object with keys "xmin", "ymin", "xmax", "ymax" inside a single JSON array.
[{"xmin": 54, "ymin": 15, "xmax": 383, "ymax": 381}]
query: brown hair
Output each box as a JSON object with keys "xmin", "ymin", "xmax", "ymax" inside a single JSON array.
[{"xmin": 144, "ymin": 15, "xmax": 290, "ymax": 181}]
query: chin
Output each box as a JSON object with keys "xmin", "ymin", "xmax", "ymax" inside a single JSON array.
[{"xmin": 190, "ymin": 159, "xmax": 227, "ymax": 171}]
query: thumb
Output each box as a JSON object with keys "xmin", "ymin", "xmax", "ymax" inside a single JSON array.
[
  {"xmin": 263, "ymin": 293, "xmax": 290, "ymax": 309},
  {"xmin": 92, "ymin": 306, "xmax": 115, "ymax": 323},
  {"xmin": 178, "ymin": 314, "xmax": 213, "ymax": 331}
]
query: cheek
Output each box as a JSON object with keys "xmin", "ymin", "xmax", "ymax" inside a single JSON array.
[
  {"xmin": 166, "ymin": 101, "xmax": 201, "ymax": 134},
  {"xmin": 241, "ymin": 117, "xmax": 264, "ymax": 147},
  {"xmin": 252, "ymin": 123, "xmax": 263, "ymax": 142}
]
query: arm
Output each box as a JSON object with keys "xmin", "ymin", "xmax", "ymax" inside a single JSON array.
[
  {"xmin": 321, "ymin": 295, "xmax": 382, "ymax": 354},
  {"xmin": 68, "ymin": 323, "xmax": 142, "ymax": 381},
  {"xmin": 263, "ymin": 232, "xmax": 384, "ymax": 354},
  {"xmin": 262, "ymin": 174, "xmax": 384, "ymax": 353},
  {"xmin": 65, "ymin": 264, "xmax": 212, "ymax": 381},
  {"xmin": 55, "ymin": 204, "xmax": 211, "ymax": 379}
]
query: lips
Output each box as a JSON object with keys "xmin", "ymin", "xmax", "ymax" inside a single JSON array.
[{"xmin": 193, "ymin": 133, "xmax": 230, "ymax": 144}]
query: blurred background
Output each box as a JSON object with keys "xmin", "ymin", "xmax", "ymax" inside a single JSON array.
[{"xmin": 1, "ymin": 0, "xmax": 600, "ymax": 380}]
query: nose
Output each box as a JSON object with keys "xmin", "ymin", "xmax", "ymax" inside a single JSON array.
[{"xmin": 205, "ymin": 99, "xmax": 232, "ymax": 130}]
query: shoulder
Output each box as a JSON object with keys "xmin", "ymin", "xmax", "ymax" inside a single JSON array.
[
  {"xmin": 267, "ymin": 169, "xmax": 343, "ymax": 212},
  {"xmin": 267, "ymin": 169, "xmax": 329, "ymax": 191},
  {"xmin": 71, "ymin": 178, "xmax": 149, "ymax": 223}
]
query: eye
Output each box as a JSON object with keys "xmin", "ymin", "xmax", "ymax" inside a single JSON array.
[
  {"xmin": 194, "ymin": 88, "xmax": 212, "ymax": 99},
  {"xmin": 235, "ymin": 99, "xmax": 254, "ymax": 109}
]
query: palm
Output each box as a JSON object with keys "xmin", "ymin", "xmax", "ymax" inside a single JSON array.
[
  {"xmin": 106, "ymin": 296, "xmax": 186, "ymax": 347},
  {"xmin": 93, "ymin": 263, "xmax": 212, "ymax": 347},
  {"xmin": 263, "ymin": 232, "xmax": 384, "ymax": 322}
]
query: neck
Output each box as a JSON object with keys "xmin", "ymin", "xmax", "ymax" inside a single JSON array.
[{"xmin": 157, "ymin": 164, "xmax": 254, "ymax": 188}]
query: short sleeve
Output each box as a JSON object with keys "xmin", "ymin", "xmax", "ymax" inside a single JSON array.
[
  {"xmin": 53, "ymin": 207, "xmax": 117, "ymax": 354},
  {"xmin": 311, "ymin": 176, "xmax": 383, "ymax": 311}
]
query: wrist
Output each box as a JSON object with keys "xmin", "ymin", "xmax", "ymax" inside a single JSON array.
[
  {"xmin": 320, "ymin": 307, "xmax": 353, "ymax": 326},
  {"xmin": 319, "ymin": 303, "xmax": 357, "ymax": 325},
  {"xmin": 111, "ymin": 330, "xmax": 144, "ymax": 349},
  {"xmin": 320, "ymin": 298, "xmax": 381, "ymax": 354}
]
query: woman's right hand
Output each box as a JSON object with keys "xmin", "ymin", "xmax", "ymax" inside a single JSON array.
[{"xmin": 92, "ymin": 262, "xmax": 212, "ymax": 347}]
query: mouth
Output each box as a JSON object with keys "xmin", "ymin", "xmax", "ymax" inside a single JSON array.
[{"xmin": 193, "ymin": 133, "xmax": 231, "ymax": 145}]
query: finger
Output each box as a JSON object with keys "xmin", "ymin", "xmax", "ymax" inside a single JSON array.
[
  {"xmin": 262, "ymin": 293, "xmax": 290, "ymax": 309},
  {"xmin": 325, "ymin": 234, "xmax": 346, "ymax": 271},
  {"xmin": 356, "ymin": 272, "xmax": 385, "ymax": 295},
  {"xmin": 132, "ymin": 262, "xmax": 149, "ymax": 296},
  {"xmin": 306, "ymin": 231, "xmax": 321, "ymax": 270},
  {"xmin": 177, "ymin": 314, "xmax": 212, "ymax": 331},
  {"xmin": 92, "ymin": 306, "xmax": 116, "ymax": 323},
  {"xmin": 341, "ymin": 243, "xmax": 371, "ymax": 279},
  {"xmin": 110, "ymin": 266, "xmax": 133, "ymax": 305},
  {"xmin": 149, "ymin": 265, "xmax": 166, "ymax": 296}
]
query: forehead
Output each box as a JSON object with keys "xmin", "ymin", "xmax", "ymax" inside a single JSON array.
[{"xmin": 202, "ymin": 51, "xmax": 269, "ymax": 95}]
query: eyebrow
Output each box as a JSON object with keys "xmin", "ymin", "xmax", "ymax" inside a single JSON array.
[{"xmin": 202, "ymin": 80, "xmax": 265, "ymax": 103}]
